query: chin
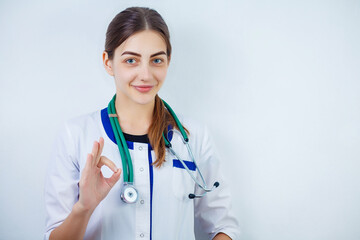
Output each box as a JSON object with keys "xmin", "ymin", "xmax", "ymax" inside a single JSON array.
[{"xmin": 132, "ymin": 94, "xmax": 156, "ymax": 106}]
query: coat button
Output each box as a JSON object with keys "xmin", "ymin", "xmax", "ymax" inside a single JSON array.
[
  {"xmin": 140, "ymin": 167, "xmax": 144, "ymax": 172},
  {"xmin": 138, "ymin": 146, "xmax": 143, "ymax": 151},
  {"xmin": 140, "ymin": 233, "xmax": 144, "ymax": 238},
  {"xmin": 140, "ymin": 200, "xmax": 144, "ymax": 204}
]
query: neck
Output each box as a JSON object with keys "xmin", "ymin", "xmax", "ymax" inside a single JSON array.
[{"xmin": 115, "ymin": 92, "xmax": 154, "ymax": 135}]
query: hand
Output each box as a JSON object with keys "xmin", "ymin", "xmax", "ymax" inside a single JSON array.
[
  {"xmin": 77, "ymin": 137, "xmax": 121, "ymax": 212},
  {"xmin": 213, "ymin": 233, "xmax": 231, "ymax": 240}
]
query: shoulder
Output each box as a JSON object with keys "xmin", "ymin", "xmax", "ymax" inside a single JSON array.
[
  {"xmin": 176, "ymin": 114, "xmax": 213, "ymax": 149},
  {"xmin": 177, "ymin": 114, "xmax": 207, "ymax": 135},
  {"xmin": 54, "ymin": 109, "xmax": 102, "ymax": 148},
  {"xmin": 63, "ymin": 109, "xmax": 102, "ymax": 134},
  {"xmin": 52, "ymin": 109, "xmax": 103, "ymax": 157}
]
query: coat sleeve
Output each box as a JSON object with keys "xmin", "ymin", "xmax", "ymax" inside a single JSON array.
[
  {"xmin": 193, "ymin": 125, "xmax": 241, "ymax": 240},
  {"xmin": 44, "ymin": 122, "xmax": 80, "ymax": 240}
]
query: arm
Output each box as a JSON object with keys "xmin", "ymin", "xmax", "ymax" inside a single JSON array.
[{"xmin": 49, "ymin": 202, "xmax": 94, "ymax": 240}]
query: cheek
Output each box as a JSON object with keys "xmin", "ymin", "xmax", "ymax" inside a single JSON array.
[
  {"xmin": 154, "ymin": 68, "xmax": 168, "ymax": 82},
  {"xmin": 114, "ymin": 67, "xmax": 137, "ymax": 85}
]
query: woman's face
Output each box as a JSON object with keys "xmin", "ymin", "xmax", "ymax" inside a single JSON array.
[{"xmin": 103, "ymin": 30, "xmax": 170, "ymax": 106}]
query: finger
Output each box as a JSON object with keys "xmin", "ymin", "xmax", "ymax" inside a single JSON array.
[
  {"xmin": 86, "ymin": 153, "xmax": 93, "ymax": 167},
  {"xmin": 97, "ymin": 156, "xmax": 119, "ymax": 173},
  {"xmin": 95, "ymin": 137, "xmax": 105, "ymax": 165},
  {"xmin": 91, "ymin": 141, "xmax": 99, "ymax": 165},
  {"xmin": 83, "ymin": 153, "xmax": 93, "ymax": 173},
  {"xmin": 105, "ymin": 169, "xmax": 122, "ymax": 188}
]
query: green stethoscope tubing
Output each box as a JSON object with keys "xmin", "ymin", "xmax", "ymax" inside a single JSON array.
[
  {"xmin": 108, "ymin": 94, "xmax": 134, "ymax": 183},
  {"xmin": 107, "ymin": 94, "xmax": 218, "ymax": 198},
  {"xmin": 107, "ymin": 94, "xmax": 189, "ymax": 183}
]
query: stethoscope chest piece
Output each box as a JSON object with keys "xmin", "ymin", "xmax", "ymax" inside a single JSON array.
[{"xmin": 120, "ymin": 183, "xmax": 138, "ymax": 204}]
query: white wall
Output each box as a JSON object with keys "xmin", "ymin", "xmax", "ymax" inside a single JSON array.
[{"xmin": 0, "ymin": 0, "xmax": 359, "ymax": 239}]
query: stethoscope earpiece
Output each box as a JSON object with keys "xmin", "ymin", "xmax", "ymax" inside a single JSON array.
[{"xmin": 188, "ymin": 181, "xmax": 220, "ymax": 199}]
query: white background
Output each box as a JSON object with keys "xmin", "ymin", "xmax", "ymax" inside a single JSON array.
[{"xmin": 1, "ymin": 0, "xmax": 359, "ymax": 239}]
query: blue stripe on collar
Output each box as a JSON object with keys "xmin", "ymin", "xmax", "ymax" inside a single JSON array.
[
  {"xmin": 101, "ymin": 107, "xmax": 134, "ymax": 149},
  {"xmin": 167, "ymin": 124, "xmax": 174, "ymax": 142}
]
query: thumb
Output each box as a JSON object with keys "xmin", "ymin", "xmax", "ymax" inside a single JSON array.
[{"xmin": 106, "ymin": 168, "xmax": 122, "ymax": 188}]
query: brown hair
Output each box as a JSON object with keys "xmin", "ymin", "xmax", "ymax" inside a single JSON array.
[
  {"xmin": 105, "ymin": 7, "xmax": 171, "ymax": 60},
  {"xmin": 105, "ymin": 7, "xmax": 187, "ymax": 167}
]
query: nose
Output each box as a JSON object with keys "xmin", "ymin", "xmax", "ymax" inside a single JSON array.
[{"xmin": 139, "ymin": 63, "xmax": 152, "ymax": 82}]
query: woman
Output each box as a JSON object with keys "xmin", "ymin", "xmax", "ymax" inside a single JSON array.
[{"xmin": 44, "ymin": 7, "xmax": 240, "ymax": 240}]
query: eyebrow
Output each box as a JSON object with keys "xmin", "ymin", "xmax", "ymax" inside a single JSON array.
[{"xmin": 121, "ymin": 51, "xmax": 167, "ymax": 58}]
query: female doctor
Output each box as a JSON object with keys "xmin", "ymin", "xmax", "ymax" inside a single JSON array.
[{"xmin": 44, "ymin": 7, "xmax": 240, "ymax": 240}]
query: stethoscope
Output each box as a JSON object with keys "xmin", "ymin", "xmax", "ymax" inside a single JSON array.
[{"xmin": 107, "ymin": 94, "xmax": 219, "ymax": 203}]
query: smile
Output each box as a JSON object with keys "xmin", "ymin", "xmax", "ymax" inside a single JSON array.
[{"xmin": 133, "ymin": 85, "xmax": 154, "ymax": 93}]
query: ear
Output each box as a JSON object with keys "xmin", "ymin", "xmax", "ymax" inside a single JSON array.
[{"xmin": 103, "ymin": 51, "xmax": 114, "ymax": 76}]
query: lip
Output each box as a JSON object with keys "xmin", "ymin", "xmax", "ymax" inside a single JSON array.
[{"xmin": 133, "ymin": 85, "xmax": 154, "ymax": 93}]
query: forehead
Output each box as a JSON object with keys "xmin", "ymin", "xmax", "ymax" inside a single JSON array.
[{"xmin": 115, "ymin": 30, "xmax": 167, "ymax": 56}]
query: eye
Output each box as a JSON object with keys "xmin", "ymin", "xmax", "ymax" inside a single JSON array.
[
  {"xmin": 153, "ymin": 58, "xmax": 163, "ymax": 64},
  {"xmin": 126, "ymin": 58, "xmax": 136, "ymax": 64}
]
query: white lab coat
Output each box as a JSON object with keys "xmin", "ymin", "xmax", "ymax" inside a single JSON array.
[{"xmin": 44, "ymin": 107, "xmax": 241, "ymax": 240}]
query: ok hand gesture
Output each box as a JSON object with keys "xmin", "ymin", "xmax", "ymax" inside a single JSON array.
[{"xmin": 77, "ymin": 137, "xmax": 121, "ymax": 212}]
